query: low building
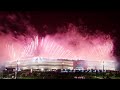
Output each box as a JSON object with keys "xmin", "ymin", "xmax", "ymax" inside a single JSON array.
[{"xmin": 5, "ymin": 57, "xmax": 117, "ymax": 71}]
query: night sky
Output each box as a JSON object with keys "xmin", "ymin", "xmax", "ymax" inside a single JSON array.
[
  {"xmin": 28, "ymin": 11, "xmax": 120, "ymax": 35},
  {"xmin": 29, "ymin": 11, "xmax": 120, "ymax": 61},
  {"xmin": 0, "ymin": 11, "xmax": 120, "ymax": 69}
]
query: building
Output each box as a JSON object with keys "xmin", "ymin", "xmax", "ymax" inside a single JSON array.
[
  {"xmin": 5, "ymin": 57, "xmax": 117, "ymax": 71},
  {"xmin": 5, "ymin": 57, "xmax": 73, "ymax": 70}
]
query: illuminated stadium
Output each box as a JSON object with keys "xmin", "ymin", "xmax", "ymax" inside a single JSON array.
[
  {"xmin": 2, "ymin": 28, "xmax": 117, "ymax": 72},
  {"xmin": 5, "ymin": 57, "xmax": 73, "ymax": 70},
  {"xmin": 5, "ymin": 57, "xmax": 117, "ymax": 71}
]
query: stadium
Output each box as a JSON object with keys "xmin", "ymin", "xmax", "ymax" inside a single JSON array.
[{"xmin": 5, "ymin": 57, "xmax": 117, "ymax": 71}]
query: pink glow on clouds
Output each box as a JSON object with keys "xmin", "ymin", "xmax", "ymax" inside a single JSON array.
[{"xmin": 0, "ymin": 22, "xmax": 116, "ymax": 63}]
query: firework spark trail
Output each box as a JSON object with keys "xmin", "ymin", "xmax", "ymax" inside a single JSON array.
[
  {"xmin": 44, "ymin": 37, "xmax": 50, "ymax": 52},
  {"xmin": 10, "ymin": 44, "xmax": 15, "ymax": 60},
  {"xmin": 41, "ymin": 37, "xmax": 47, "ymax": 55},
  {"xmin": 41, "ymin": 37, "xmax": 44, "ymax": 47},
  {"xmin": 62, "ymin": 50, "xmax": 68, "ymax": 59},
  {"xmin": 48, "ymin": 41, "xmax": 58, "ymax": 57},
  {"xmin": 67, "ymin": 50, "xmax": 73, "ymax": 59},
  {"xmin": 7, "ymin": 43, "xmax": 17, "ymax": 61},
  {"xmin": 25, "ymin": 27, "xmax": 114, "ymax": 59},
  {"xmin": 50, "ymin": 43, "xmax": 58, "ymax": 58},
  {"xmin": 41, "ymin": 38, "xmax": 47, "ymax": 57},
  {"xmin": 34, "ymin": 35, "xmax": 39, "ymax": 50},
  {"xmin": 55, "ymin": 45, "xmax": 64, "ymax": 58},
  {"xmin": 52, "ymin": 43, "xmax": 60, "ymax": 58},
  {"xmin": 30, "ymin": 41, "xmax": 35, "ymax": 55},
  {"xmin": 39, "ymin": 37, "xmax": 45, "ymax": 57},
  {"xmin": 26, "ymin": 43, "xmax": 32, "ymax": 56},
  {"xmin": 4, "ymin": 33, "xmax": 114, "ymax": 62},
  {"xmin": 0, "ymin": 18, "xmax": 116, "ymax": 69},
  {"xmin": 48, "ymin": 41, "xmax": 57, "ymax": 58},
  {"xmin": 47, "ymin": 40, "xmax": 54, "ymax": 56},
  {"xmin": 6, "ymin": 44, "xmax": 10, "ymax": 59},
  {"xmin": 66, "ymin": 50, "xmax": 73, "ymax": 59},
  {"xmin": 25, "ymin": 44, "xmax": 31, "ymax": 57},
  {"xmin": 60, "ymin": 47, "xmax": 65, "ymax": 58},
  {"xmin": 20, "ymin": 47, "xmax": 26, "ymax": 58},
  {"xmin": 21, "ymin": 45, "xmax": 31, "ymax": 58},
  {"xmin": 58, "ymin": 47, "xmax": 64, "ymax": 56},
  {"xmin": 61, "ymin": 48, "xmax": 65, "ymax": 58},
  {"xmin": 44, "ymin": 39, "xmax": 49, "ymax": 52},
  {"xmin": 0, "ymin": 13, "xmax": 117, "ymax": 70},
  {"xmin": 58, "ymin": 46, "xmax": 64, "ymax": 58},
  {"xmin": 36, "ymin": 35, "xmax": 39, "ymax": 47},
  {"xmin": 24, "ymin": 45, "xmax": 29, "ymax": 57},
  {"xmin": 56, "ymin": 46, "xmax": 65, "ymax": 58}
]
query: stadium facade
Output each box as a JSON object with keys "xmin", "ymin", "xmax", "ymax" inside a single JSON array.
[{"xmin": 5, "ymin": 57, "xmax": 117, "ymax": 71}]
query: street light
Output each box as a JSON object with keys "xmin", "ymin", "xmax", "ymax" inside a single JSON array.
[
  {"xmin": 103, "ymin": 61, "xmax": 104, "ymax": 79},
  {"xmin": 15, "ymin": 60, "xmax": 20, "ymax": 79}
]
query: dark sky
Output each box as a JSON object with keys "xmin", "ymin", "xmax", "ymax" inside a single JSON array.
[
  {"xmin": 1, "ymin": 11, "xmax": 118, "ymax": 34},
  {"xmin": 29, "ymin": 11, "xmax": 120, "ymax": 33},
  {"xmin": 0, "ymin": 11, "xmax": 120, "ymax": 65},
  {"xmin": 0, "ymin": 11, "xmax": 120, "ymax": 40},
  {"xmin": 25, "ymin": 11, "xmax": 120, "ymax": 67}
]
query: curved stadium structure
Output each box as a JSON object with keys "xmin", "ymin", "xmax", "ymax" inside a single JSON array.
[{"xmin": 5, "ymin": 57, "xmax": 117, "ymax": 71}]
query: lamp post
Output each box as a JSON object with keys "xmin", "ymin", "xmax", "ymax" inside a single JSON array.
[
  {"xmin": 15, "ymin": 60, "xmax": 20, "ymax": 79},
  {"xmin": 103, "ymin": 61, "xmax": 104, "ymax": 79}
]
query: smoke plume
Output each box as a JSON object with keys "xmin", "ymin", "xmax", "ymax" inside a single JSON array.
[{"xmin": 0, "ymin": 13, "xmax": 117, "ymax": 69}]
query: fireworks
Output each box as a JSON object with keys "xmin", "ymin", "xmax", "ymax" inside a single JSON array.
[
  {"xmin": 0, "ymin": 16, "xmax": 116, "ymax": 69},
  {"xmin": 2, "ymin": 28, "xmax": 115, "ymax": 62}
]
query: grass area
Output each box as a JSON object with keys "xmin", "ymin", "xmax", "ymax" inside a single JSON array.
[
  {"xmin": 2, "ymin": 76, "xmax": 120, "ymax": 79},
  {"xmin": 18, "ymin": 77, "xmax": 35, "ymax": 79},
  {"xmin": 2, "ymin": 70, "xmax": 120, "ymax": 79}
]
